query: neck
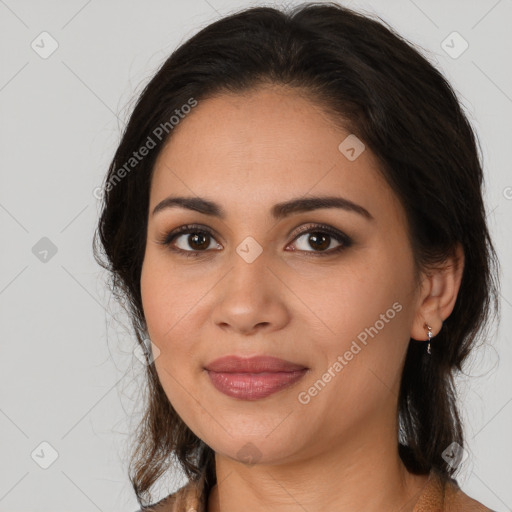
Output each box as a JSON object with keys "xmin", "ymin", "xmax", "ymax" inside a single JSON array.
[{"xmin": 207, "ymin": 423, "xmax": 429, "ymax": 512}]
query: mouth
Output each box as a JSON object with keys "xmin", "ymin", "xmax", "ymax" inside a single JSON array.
[
  {"xmin": 204, "ymin": 355, "xmax": 309, "ymax": 400},
  {"xmin": 205, "ymin": 369, "xmax": 308, "ymax": 400}
]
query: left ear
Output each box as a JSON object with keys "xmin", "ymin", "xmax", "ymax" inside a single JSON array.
[{"xmin": 410, "ymin": 243, "xmax": 465, "ymax": 341}]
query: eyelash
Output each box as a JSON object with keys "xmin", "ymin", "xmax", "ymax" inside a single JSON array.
[{"xmin": 156, "ymin": 223, "xmax": 353, "ymax": 259}]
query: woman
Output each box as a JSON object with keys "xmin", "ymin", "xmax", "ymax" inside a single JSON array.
[{"xmin": 93, "ymin": 3, "xmax": 500, "ymax": 511}]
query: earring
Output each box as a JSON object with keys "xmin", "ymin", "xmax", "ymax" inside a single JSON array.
[{"xmin": 424, "ymin": 323, "xmax": 433, "ymax": 355}]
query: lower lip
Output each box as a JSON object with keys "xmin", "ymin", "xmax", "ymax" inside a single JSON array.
[{"xmin": 206, "ymin": 369, "xmax": 308, "ymax": 400}]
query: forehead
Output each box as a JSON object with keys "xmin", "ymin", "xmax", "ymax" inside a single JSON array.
[
  {"xmin": 150, "ymin": 86, "xmax": 401, "ymax": 225},
  {"xmin": 156, "ymin": 85, "xmax": 350, "ymax": 164}
]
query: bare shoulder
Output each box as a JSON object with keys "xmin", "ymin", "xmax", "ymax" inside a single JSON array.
[{"xmin": 444, "ymin": 479, "xmax": 496, "ymax": 512}]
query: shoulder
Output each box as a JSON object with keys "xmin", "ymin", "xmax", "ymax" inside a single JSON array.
[
  {"xmin": 443, "ymin": 478, "xmax": 496, "ymax": 512},
  {"xmin": 413, "ymin": 470, "xmax": 495, "ymax": 512},
  {"xmin": 135, "ymin": 476, "xmax": 206, "ymax": 512}
]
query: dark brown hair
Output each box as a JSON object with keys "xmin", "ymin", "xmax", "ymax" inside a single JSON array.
[{"xmin": 93, "ymin": 2, "xmax": 500, "ymax": 508}]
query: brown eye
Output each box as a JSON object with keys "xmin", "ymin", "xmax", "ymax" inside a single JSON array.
[
  {"xmin": 183, "ymin": 232, "xmax": 211, "ymax": 251},
  {"xmin": 305, "ymin": 232, "xmax": 331, "ymax": 251},
  {"xmin": 158, "ymin": 224, "xmax": 222, "ymax": 257},
  {"xmin": 292, "ymin": 231, "xmax": 340, "ymax": 252},
  {"xmin": 172, "ymin": 230, "xmax": 219, "ymax": 252},
  {"xmin": 289, "ymin": 225, "xmax": 352, "ymax": 255}
]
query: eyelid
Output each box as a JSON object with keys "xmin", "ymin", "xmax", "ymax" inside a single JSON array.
[
  {"xmin": 158, "ymin": 223, "xmax": 220, "ymax": 245},
  {"xmin": 287, "ymin": 223, "xmax": 352, "ymax": 253},
  {"xmin": 158, "ymin": 222, "xmax": 352, "ymax": 256}
]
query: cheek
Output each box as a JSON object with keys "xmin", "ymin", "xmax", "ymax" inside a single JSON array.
[
  {"xmin": 140, "ymin": 251, "xmax": 196, "ymax": 339},
  {"xmin": 142, "ymin": 284, "xmax": 205, "ymax": 436},
  {"xmin": 140, "ymin": 251, "xmax": 206, "ymax": 396},
  {"xmin": 302, "ymin": 252, "xmax": 414, "ymax": 398}
]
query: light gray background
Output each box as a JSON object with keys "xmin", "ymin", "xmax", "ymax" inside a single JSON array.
[{"xmin": 1, "ymin": 0, "xmax": 511, "ymax": 511}]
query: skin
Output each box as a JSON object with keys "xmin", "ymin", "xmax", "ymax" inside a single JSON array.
[{"xmin": 140, "ymin": 84, "xmax": 464, "ymax": 512}]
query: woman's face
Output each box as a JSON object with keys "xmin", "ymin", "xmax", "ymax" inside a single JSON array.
[{"xmin": 140, "ymin": 85, "xmax": 425, "ymax": 466}]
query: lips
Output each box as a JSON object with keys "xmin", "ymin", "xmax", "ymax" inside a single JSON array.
[
  {"xmin": 204, "ymin": 355, "xmax": 309, "ymax": 400},
  {"xmin": 204, "ymin": 355, "xmax": 307, "ymax": 373}
]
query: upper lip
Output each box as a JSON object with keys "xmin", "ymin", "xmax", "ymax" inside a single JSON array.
[{"xmin": 204, "ymin": 355, "xmax": 307, "ymax": 373}]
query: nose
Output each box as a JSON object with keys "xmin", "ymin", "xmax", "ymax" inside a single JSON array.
[{"xmin": 210, "ymin": 245, "xmax": 291, "ymax": 336}]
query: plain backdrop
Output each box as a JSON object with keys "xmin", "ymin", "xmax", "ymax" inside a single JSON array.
[{"xmin": 0, "ymin": 1, "xmax": 511, "ymax": 511}]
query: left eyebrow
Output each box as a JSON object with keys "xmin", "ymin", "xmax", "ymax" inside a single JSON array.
[
  {"xmin": 272, "ymin": 195, "xmax": 373, "ymax": 221},
  {"xmin": 152, "ymin": 195, "xmax": 374, "ymax": 221}
]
